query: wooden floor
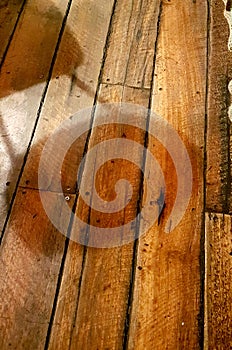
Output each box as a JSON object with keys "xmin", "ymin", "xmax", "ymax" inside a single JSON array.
[{"xmin": 0, "ymin": 0, "xmax": 232, "ymax": 349}]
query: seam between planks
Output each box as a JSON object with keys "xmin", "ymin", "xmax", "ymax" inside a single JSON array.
[
  {"xmin": 225, "ymin": 65, "xmax": 232, "ymax": 212},
  {"xmin": 203, "ymin": 1, "xmax": 211, "ymax": 349},
  {"xmin": 0, "ymin": 0, "xmax": 27, "ymax": 70},
  {"xmin": 0, "ymin": 0, "xmax": 74, "ymax": 246},
  {"xmin": 101, "ymin": 81, "xmax": 151, "ymax": 91},
  {"xmin": 122, "ymin": 2, "xmax": 163, "ymax": 349}
]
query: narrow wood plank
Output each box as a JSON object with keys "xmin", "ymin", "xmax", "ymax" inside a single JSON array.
[
  {"xmin": 48, "ymin": 1, "xmax": 161, "ymax": 348},
  {"xmin": 0, "ymin": 0, "xmax": 25, "ymax": 64},
  {"xmin": 205, "ymin": 212, "xmax": 232, "ymax": 349},
  {"xmin": 0, "ymin": 0, "xmax": 70, "ymax": 234},
  {"xmin": 127, "ymin": 1, "xmax": 207, "ymax": 349},
  {"xmin": 102, "ymin": 0, "xmax": 161, "ymax": 89},
  {"xmin": 0, "ymin": 188, "xmax": 74, "ymax": 349},
  {"xmin": 206, "ymin": 0, "xmax": 232, "ymax": 213}
]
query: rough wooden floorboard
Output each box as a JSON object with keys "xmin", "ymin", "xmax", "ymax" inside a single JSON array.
[
  {"xmin": 127, "ymin": 0, "xmax": 207, "ymax": 348},
  {"xmin": 0, "ymin": 0, "xmax": 70, "ymax": 235},
  {"xmin": 205, "ymin": 212, "xmax": 232, "ymax": 349}
]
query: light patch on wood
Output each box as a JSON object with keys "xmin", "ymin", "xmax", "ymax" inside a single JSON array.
[
  {"xmin": 223, "ymin": 0, "xmax": 232, "ymax": 50},
  {"xmin": 223, "ymin": 0, "xmax": 232, "ymax": 121}
]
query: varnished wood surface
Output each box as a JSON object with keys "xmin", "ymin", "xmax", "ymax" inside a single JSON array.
[{"xmin": 0, "ymin": 0, "xmax": 231, "ymax": 349}]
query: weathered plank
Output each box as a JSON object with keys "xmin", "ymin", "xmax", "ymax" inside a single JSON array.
[
  {"xmin": 205, "ymin": 212, "xmax": 232, "ymax": 349},
  {"xmin": 20, "ymin": 0, "xmax": 115, "ymax": 193},
  {"xmin": 0, "ymin": 189, "xmax": 74, "ymax": 349},
  {"xmin": 127, "ymin": 0, "xmax": 207, "ymax": 349},
  {"xmin": 0, "ymin": 0, "xmax": 26, "ymax": 64},
  {"xmin": 48, "ymin": 0, "xmax": 161, "ymax": 348},
  {"xmin": 68, "ymin": 86, "xmax": 151, "ymax": 350},
  {"xmin": 206, "ymin": 0, "xmax": 232, "ymax": 213},
  {"xmin": 0, "ymin": 0, "xmax": 70, "ymax": 234},
  {"xmin": 102, "ymin": 0, "xmax": 161, "ymax": 89},
  {"xmin": 0, "ymin": 0, "xmax": 115, "ymax": 347}
]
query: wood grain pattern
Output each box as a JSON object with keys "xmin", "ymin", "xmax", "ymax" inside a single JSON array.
[
  {"xmin": 205, "ymin": 212, "xmax": 232, "ymax": 349},
  {"xmin": 1, "ymin": 0, "xmax": 232, "ymax": 349},
  {"xmin": 127, "ymin": 1, "xmax": 207, "ymax": 348},
  {"xmin": 0, "ymin": 0, "xmax": 25, "ymax": 64},
  {"xmin": 0, "ymin": 189, "xmax": 74, "ymax": 349},
  {"xmin": 68, "ymin": 86, "xmax": 150, "ymax": 350},
  {"xmin": 0, "ymin": 0, "xmax": 115, "ymax": 348},
  {"xmin": 20, "ymin": 0, "xmax": 115, "ymax": 193},
  {"xmin": 102, "ymin": 0, "xmax": 161, "ymax": 89},
  {"xmin": 0, "ymin": 0, "xmax": 70, "ymax": 234},
  {"xmin": 206, "ymin": 0, "xmax": 232, "ymax": 213},
  {"xmin": 48, "ymin": 0, "xmax": 161, "ymax": 348}
]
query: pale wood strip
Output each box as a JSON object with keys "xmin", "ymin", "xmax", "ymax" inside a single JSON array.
[
  {"xmin": 205, "ymin": 212, "xmax": 232, "ymax": 349},
  {"xmin": 102, "ymin": 0, "xmax": 161, "ymax": 89},
  {"xmin": 206, "ymin": 0, "xmax": 232, "ymax": 213},
  {"xmin": 0, "ymin": 189, "xmax": 75, "ymax": 349},
  {"xmin": 127, "ymin": 0, "xmax": 207, "ymax": 348},
  {"xmin": 0, "ymin": 0, "xmax": 70, "ymax": 234}
]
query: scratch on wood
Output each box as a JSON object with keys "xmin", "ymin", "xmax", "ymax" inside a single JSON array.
[{"xmin": 69, "ymin": 69, "xmax": 77, "ymax": 95}]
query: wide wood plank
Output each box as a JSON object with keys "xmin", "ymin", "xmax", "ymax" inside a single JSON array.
[
  {"xmin": 206, "ymin": 0, "xmax": 232, "ymax": 213},
  {"xmin": 127, "ymin": 1, "xmax": 207, "ymax": 349},
  {"xmin": 0, "ymin": 189, "xmax": 74, "ymax": 349},
  {"xmin": 0, "ymin": 0, "xmax": 26, "ymax": 64},
  {"xmin": 205, "ymin": 212, "xmax": 232, "ymax": 349},
  {"xmin": 48, "ymin": 0, "xmax": 161, "ymax": 348},
  {"xmin": 0, "ymin": 0, "xmax": 70, "ymax": 234}
]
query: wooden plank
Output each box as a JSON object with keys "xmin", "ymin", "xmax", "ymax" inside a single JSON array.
[
  {"xmin": 20, "ymin": 0, "xmax": 115, "ymax": 193},
  {"xmin": 0, "ymin": 0, "xmax": 70, "ymax": 234},
  {"xmin": 48, "ymin": 0, "xmax": 161, "ymax": 348},
  {"xmin": 205, "ymin": 212, "xmax": 232, "ymax": 349},
  {"xmin": 0, "ymin": 188, "xmax": 74, "ymax": 349},
  {"xmin": 127, "ymin": 1, "xmax": 207, "ymax": 349},
  {"xmin": 0, "ymin": 0, "xmax": 25, "ymax": 64},
  {"xmin": 0, "ymin": 0, "xmax": 115, "ymax": 347},
  {"xmin": 68, "ymin": 86, "xmax": 151, "ymax": 350},
  {"xmin": 206, "ymin": 0, "xmax": 232, "ymax": 213},
  {"xmin": 102, "ymin": 0, "xmax": 161, "ymax": 89}
]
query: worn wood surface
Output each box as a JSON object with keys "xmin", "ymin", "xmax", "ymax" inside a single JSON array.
[
  {"xmin": 49, "ymin": 0, "xmax": 161, "ymax": 347},
  {"xmin": 0, "ymin": 189, "xmax": 74, "ymax": 349},
  {"xmin": 0, "ymin": 0, "xmax": 115, "ymax": 348},
  {"xmin": 0, "ymin": 0, "xmax": 70, "ymax": 234},
  {"xmin": 205, "ymin": 213, "xmax": 232, "ymax": 349},
  {"xmin": 0, "ymin": 0, "xmax": 232, "ymax": 349},
  {"xmin": 127, "ymin": 1, "xmax": 207, "ymax": 348},
  {"xmin": 206, "ymin": 0, "xmax": 232, "ymax": 213},
  {"xmin": 0, "ymin": 0, "xmax": 26, "ymax": 65}
]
